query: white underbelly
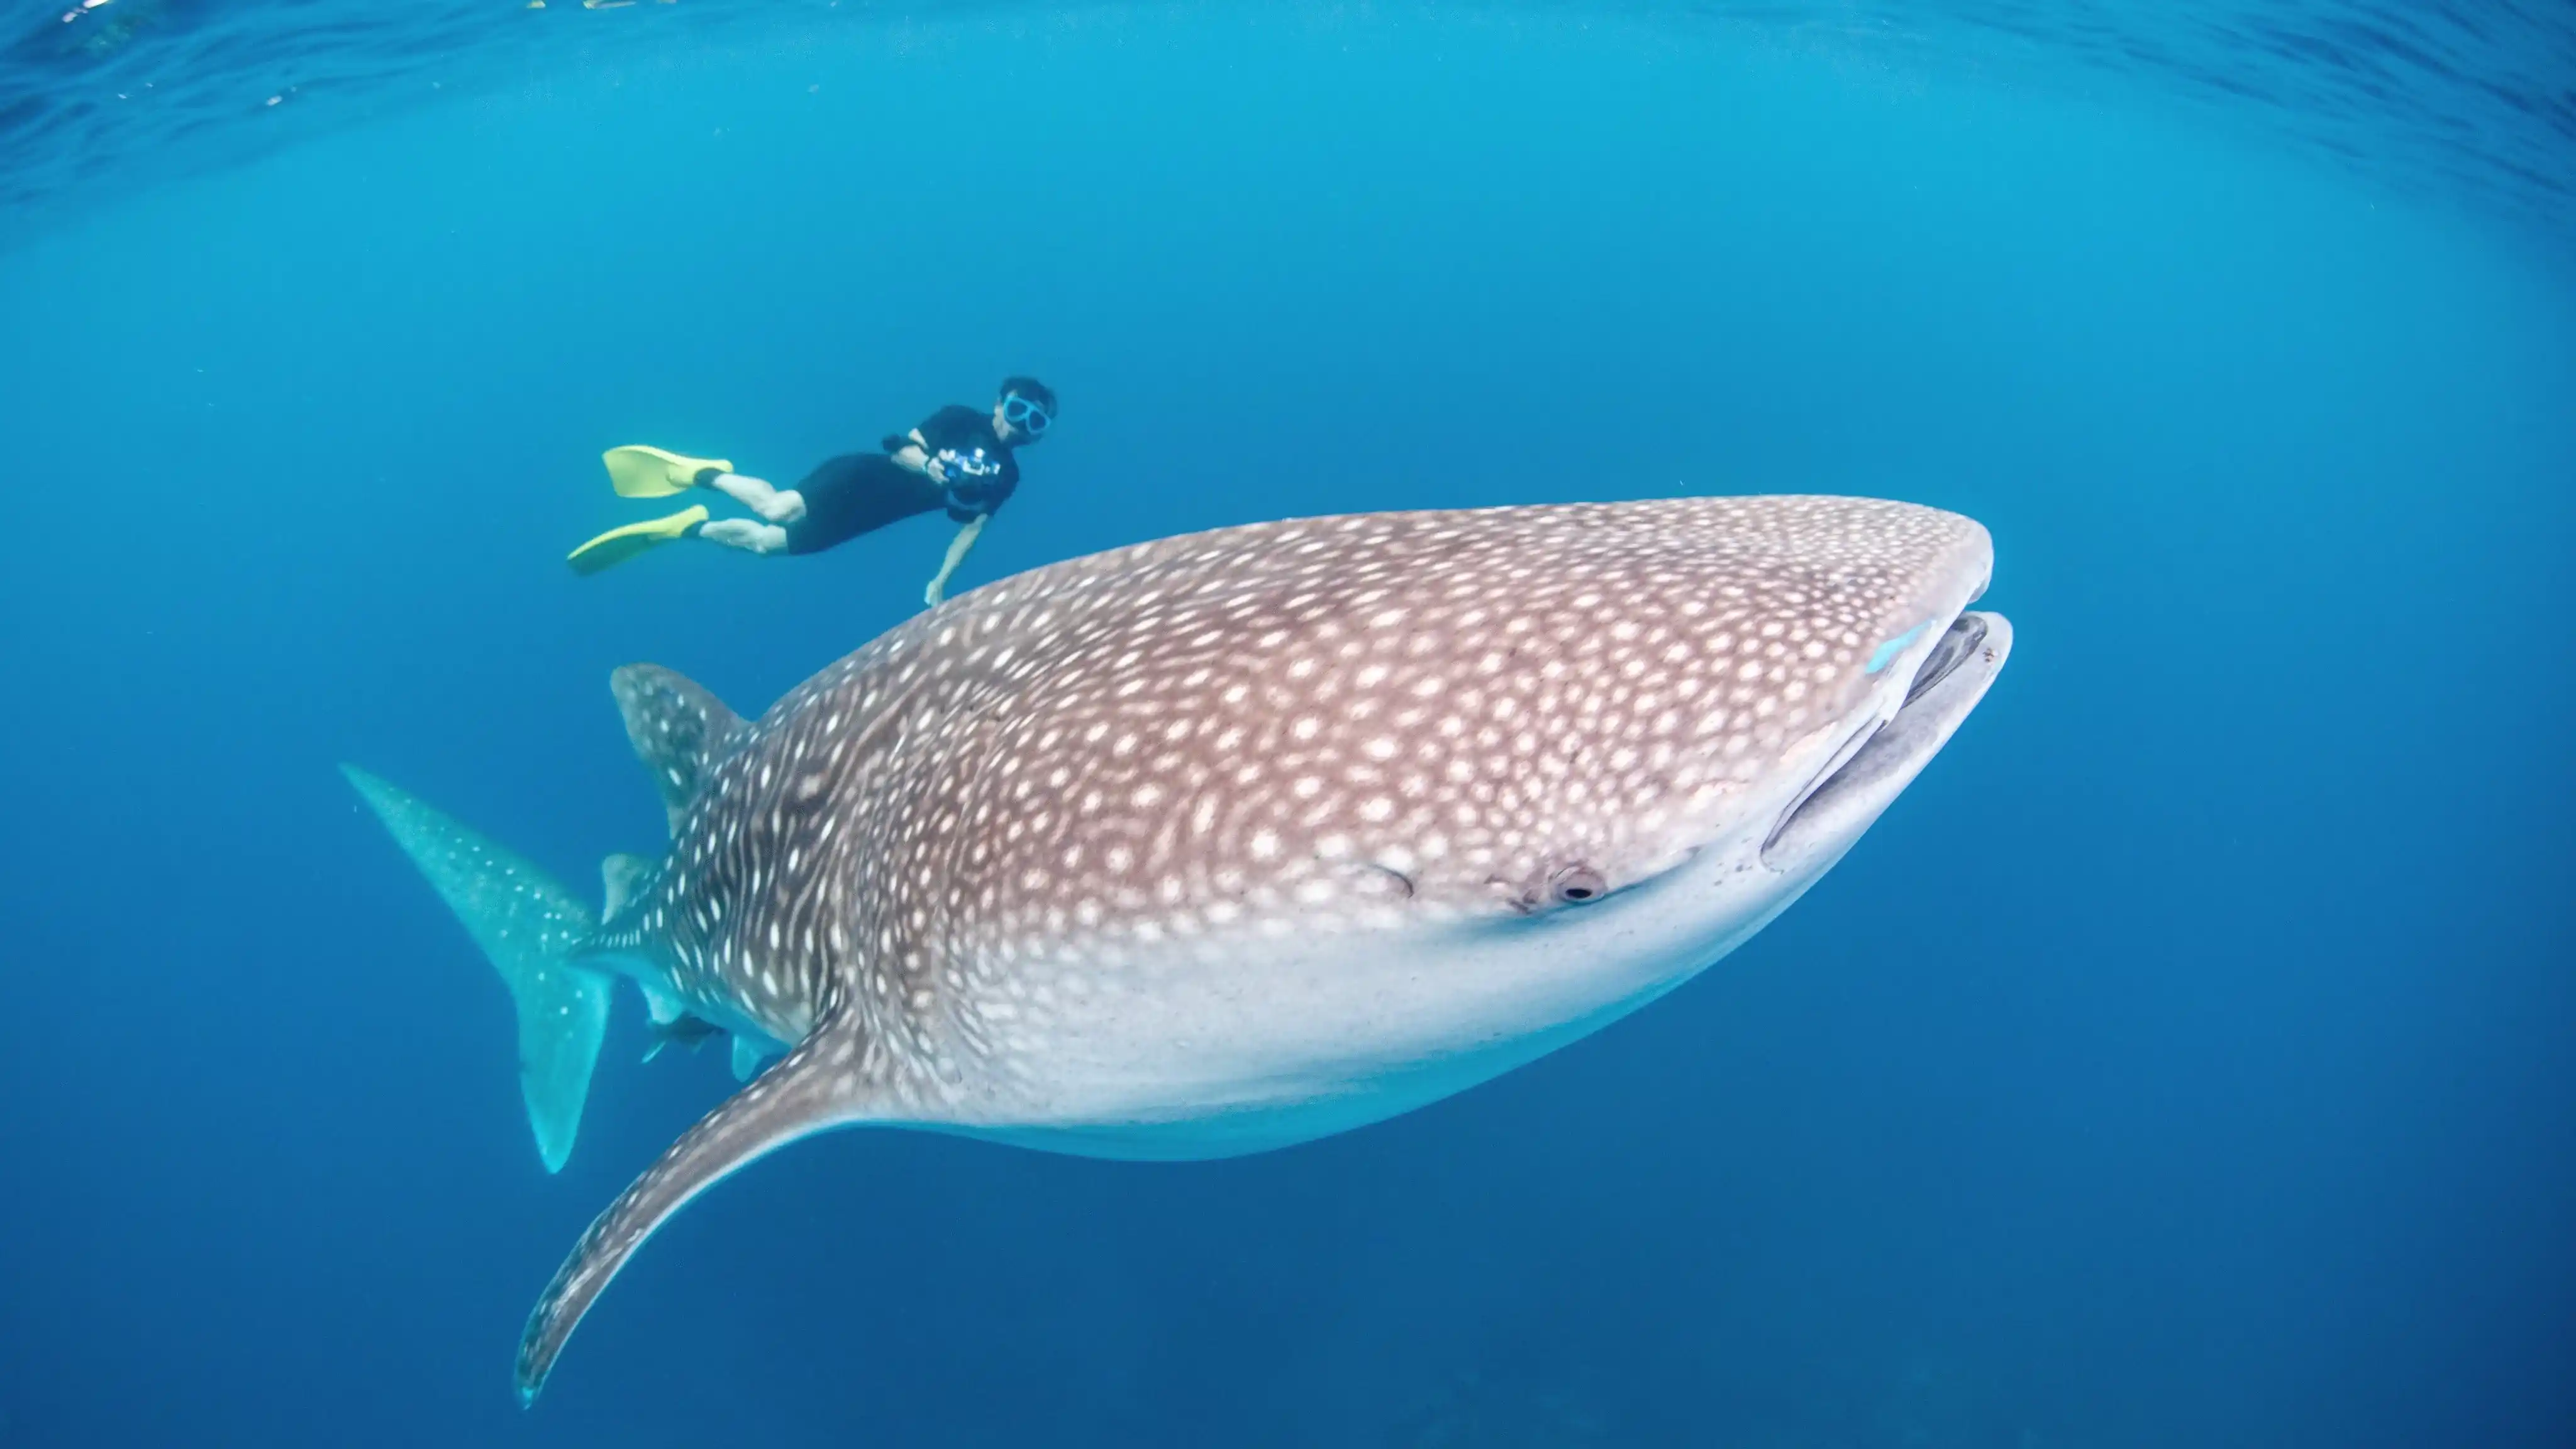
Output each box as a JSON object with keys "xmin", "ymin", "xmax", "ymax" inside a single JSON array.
[
  {"xmin": 915, "ymin": 845, "xmax": 1823, "ymax": 1160},
  {"xmin": 943, "ymin": 989, "xmax": 1660, "ymax": 1161}
]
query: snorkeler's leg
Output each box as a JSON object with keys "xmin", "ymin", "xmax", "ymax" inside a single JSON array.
[
  {"xmin": 697, "ymin": 519, "xmax": 790, "ymax": 555},
  {"xmin": 704, "ymin": 472, "xmax": 808, "ymax": 525}
]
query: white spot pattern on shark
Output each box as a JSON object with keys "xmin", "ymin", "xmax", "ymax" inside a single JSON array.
[{"xmin": 345, "ymin": 496, "xmax": 2012, "ymax": 1402}]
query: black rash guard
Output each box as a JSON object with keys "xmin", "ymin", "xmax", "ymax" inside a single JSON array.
[{"xmin": 779, "ymin": 405, "xmax": 1021, "ymax": 556}]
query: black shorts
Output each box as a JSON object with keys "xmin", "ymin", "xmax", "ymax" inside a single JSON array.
[{"xmin": 782, "ymin": 453, "xmax": 946, "ymax": 555}]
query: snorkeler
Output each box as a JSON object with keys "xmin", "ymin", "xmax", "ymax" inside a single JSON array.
[{"xmin": 568, "ymin": 377, "xmax": 1056, "ymax": 606}]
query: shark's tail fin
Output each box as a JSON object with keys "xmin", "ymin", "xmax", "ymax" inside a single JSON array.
[{"xmin": 341, "ymin": 765, "xmax": 613, "ymax": 1174}]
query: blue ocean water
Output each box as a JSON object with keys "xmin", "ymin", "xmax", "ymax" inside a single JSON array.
[{"xmin": 2, "ymin": 3, "xmax": 2572, "ymax": 1446}]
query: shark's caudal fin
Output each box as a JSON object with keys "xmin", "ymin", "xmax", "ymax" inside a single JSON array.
[
  {"xmin": 341, "ymin": 765, "xmax": 613, "ymax": 1174},
  {"xmin": 610, "ymin": 663, "xmax": 747, "ymax": 836},
  {"xmin": 515, "ymin": 1013, "xmax": 870, "ymax": 1403}
]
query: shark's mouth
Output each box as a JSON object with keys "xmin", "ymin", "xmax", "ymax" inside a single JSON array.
[
  {"xmin": 1903, "ymin": 613, "xmax": 1989, "ymax": 708},
  {"xmin": 1760, "ymin": 611, "xmax": 2007, "ymax": 869}
]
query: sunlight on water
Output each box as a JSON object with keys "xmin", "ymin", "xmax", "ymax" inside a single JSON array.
[{"xmin": 4, "ymin": 0, "xmax": 2573, "ymax": 240}]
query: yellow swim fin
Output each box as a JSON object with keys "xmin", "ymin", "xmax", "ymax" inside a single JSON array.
[
  {"xmin": 567, "ymin": 505, "xmax": 708, "ymax": 576},
  {"xmin": 602, "ymin": 445, "xmax": 733, "ymax": 499}
]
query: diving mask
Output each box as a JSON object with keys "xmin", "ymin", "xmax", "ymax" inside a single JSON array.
[{"xmin": 1002, "ymin": 392, "xmax": 1053, "ymax": 438}]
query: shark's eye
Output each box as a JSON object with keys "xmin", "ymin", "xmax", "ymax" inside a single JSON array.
[{"xmin": 1548, "ymin": 865, "xmax": 1607, "ymax": 905}]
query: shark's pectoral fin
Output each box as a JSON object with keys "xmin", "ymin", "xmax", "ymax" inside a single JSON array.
[
  {"xmin": 730, "ymin": 1036, "xmax": 767, "ymax": 1082},
  {"xmin": 515, "ymin": 1013, "xmax": 870, "ymax": 1404}
]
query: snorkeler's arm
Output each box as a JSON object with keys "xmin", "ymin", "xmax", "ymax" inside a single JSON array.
[
  {"xmin": 898, "ymin": 408, "xmax": 986, "ymax": 475},
  {"xmin": 887, "ymin": 429, "xmax": 935, "ymax": 474},
  {"xmin": 923, "ymin": 513, "xmax": 988, "ymax": 607}
]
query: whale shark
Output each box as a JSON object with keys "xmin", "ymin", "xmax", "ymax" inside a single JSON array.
[{"xmin": 344, "ymin": 496, "xmax": 2012, "ymax": 1401}]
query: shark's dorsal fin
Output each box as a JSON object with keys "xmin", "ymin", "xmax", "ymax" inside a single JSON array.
[
  {"xmin": 610, "ymin": 664, "xmax": 748, "ymax": 836},
  {"xmin": 516, "ymin": 1013, "xmax": 872, "ymax": 1402},
  {"xmin": 599, "ymin": 853, "xmax": 653, "ymax": 923}
]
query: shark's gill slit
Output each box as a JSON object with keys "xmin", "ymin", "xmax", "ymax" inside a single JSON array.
[{"xmin": 1360, "ymin": 862, "xmax": 1417, "ymax": 898}]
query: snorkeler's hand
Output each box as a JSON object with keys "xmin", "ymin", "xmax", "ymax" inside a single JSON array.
[
  {"xmin": 923, "ymin": 513, "xmax": 984, "ymax": 609},
  {"xmin": 924, "ymin": 455, "xmax": 949, "ymax": 486}
]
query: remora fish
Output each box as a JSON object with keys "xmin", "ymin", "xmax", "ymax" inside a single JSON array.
[{"xmin": 344, "ymin": 496, "xmax": 2012, "ymax": 1400}]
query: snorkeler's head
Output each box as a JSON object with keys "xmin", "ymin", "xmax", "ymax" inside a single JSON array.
[{"xmin": 996, "ymin": 377, "xmax": 1057, "ymax": 445}]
